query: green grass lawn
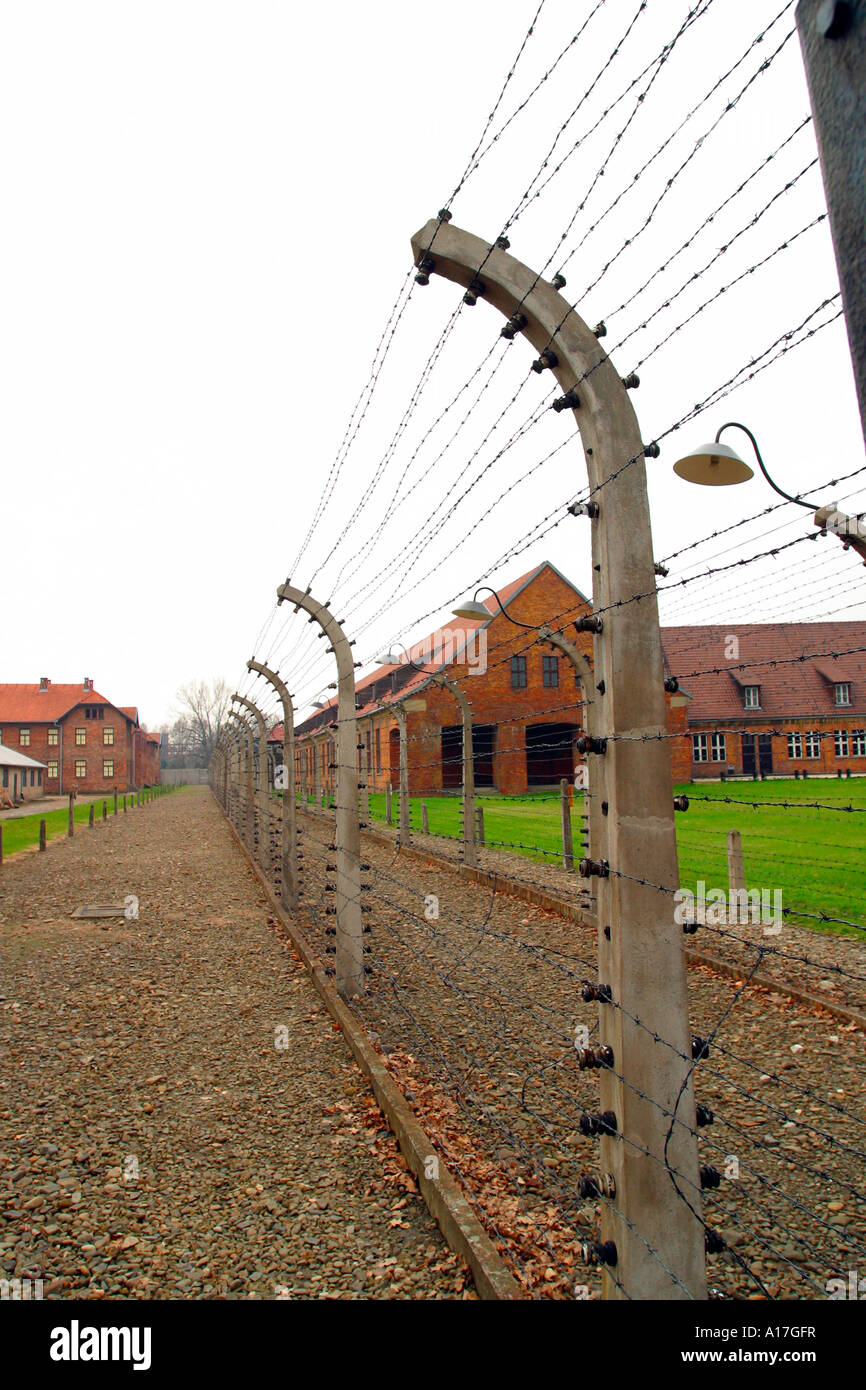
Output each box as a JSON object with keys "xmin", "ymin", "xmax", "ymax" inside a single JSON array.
[
  {"xmin": 0, "ymin": 788, "xmax": 177, "ymax": 859},
  {"xmin": 364, "ymin": 779, "xmax": 866, "ymax": 937}
]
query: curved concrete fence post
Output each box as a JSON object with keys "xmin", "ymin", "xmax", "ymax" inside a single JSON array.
[
  {"xmin": 216, "ymin": 727, "xmax": 235, "ymax": 820},
  {"xmin": 228, "ymin": 708, "xmax": 257, "ymax": 854},
  {"xmin": 538, "ymin": 624, "xmax": 598, "ymax": 898},
  {"xmin": 360, "ymin": 714, "xmax": 373, "ymax": 821},
  {"xmin": 412, "ymin": 219, "xmax": 703, "ymax": 1300},
  {"xmin": 234, "ymin": 694, "xmax": 270, "ymax": 870},
  {"xmin": 393, "ymin": 704, "xmax": 411, "ymax": 846},
  {"xmin": 430, "ymin": 672, "xmax": 476, "ymax": 869},
  {"xmin": 248, "ymin": 659, "xmax": 300, "ymax": 912},
  {"xmin": 277, "ymin": 581, "xmax": 364, "ymax": 1000}
]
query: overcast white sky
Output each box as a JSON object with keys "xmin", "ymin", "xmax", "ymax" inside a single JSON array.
[{"xmin": 2, "ymin": 0, "xmax": 864, "ymax": 728}]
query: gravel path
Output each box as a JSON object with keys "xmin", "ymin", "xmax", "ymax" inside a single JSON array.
[{"xmin": 0, "ymin": 788, "xmax": 465, "ymax": 1300}]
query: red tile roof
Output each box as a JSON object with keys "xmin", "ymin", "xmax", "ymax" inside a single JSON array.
[
  {"xmin": 660, "ymin": 623, "xmax": 866, "ymax": 722},
  {"xmin": 0, "ymin": 684, "xmax": 135, "ymax": 723}
]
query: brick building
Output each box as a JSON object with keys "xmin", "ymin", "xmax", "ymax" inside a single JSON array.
[
  {"xmin": 283, "ymin": 562, "xmax": 692, "ymax": 795},
  {"xmin": 663, "ymin": 623, "xmax": 866, "ymax": 780},
  {"xmin": 0, "ymin": 679, "xmax": 161, "ymax": 795},
  {"xmin": 273, "ymin": 568, "xmax": 866, "ymax": 794}
]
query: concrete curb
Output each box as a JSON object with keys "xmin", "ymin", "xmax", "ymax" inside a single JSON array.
[{"xmin": 217, "ymin": 799, "xmax": 526, "ymax": 1302}]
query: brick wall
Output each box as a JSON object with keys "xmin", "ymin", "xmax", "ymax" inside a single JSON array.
[
  {"xmin": 0, "ymin": 708, "xmax": 136, "ymax": 793},
  {"xmin": 299, "ymin": 564, "xmax": 688, "ymax": 797}
]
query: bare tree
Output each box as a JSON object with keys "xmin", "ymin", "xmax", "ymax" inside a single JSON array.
[{"xmin": 173, "ymin": 678, "xmax": 230, "ymax": 766}]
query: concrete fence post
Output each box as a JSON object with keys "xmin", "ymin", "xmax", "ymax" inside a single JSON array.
[
  {"xmin": 88, "ymin": 805, "xmax": 94, "ymax": 828},
  {"xmin": 228, "ymin": 710, "xmax": 256, "ymax": 852},
  {"xmin": 413, "ymin": 218, "xmax": 705, "ymax": 1299},
  {"xmin": 431, "ymin": 672, "xmax": 475, "ymax": 868},
  {"xmin": 233, "ymin": 694, "xmax": 270, "ymax": 870},
  {"xmin": 560, "ymin": 777, "xmax": 574, "ymax": 872},
  {"xmin": 277, "ymin": 581, "xmax": 364, "ymax": 999},
  {"xmin": 385, "ymin": 782, "xmax": 392, "ymax": 825},
  {"xmin": 300, "ymin": 739, "xmax": 308, "ymax": 806},
  {"xmin": 394, "ymin": 704, "xmax": 411, "ymax": 847},
  {"xmin": 476, "ymin": 805, "xmax": 485, "ymax": 846},
  {"xmin": 359, "ymin": 716, "xmax": 372, "ymax": 822},
  {"xmin": 421, "ymin": 803, "xmax": 429, "ymax": 835},
  {"xmin": 247, "ymin": 659, "xmax": 300, "ymax": 912},
  {"xmin": 114, "ymin": 790, "xmax": 118, "ymax": 815},
  {"xmin": 313, "ymin": 734, "xmax": 322, "ymax": 805},
  {"xmin": 39, "ymin": 819, "xmax": 46, "ymax": 852},
  {"xmin": 68, "ymin": 794, "xmax": 75, "ymax": 838}
]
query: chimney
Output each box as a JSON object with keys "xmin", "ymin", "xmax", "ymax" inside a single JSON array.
[
  {"xmin": 83, "ymin": 676, "xmax": 93, "ymax": 692},
  {"xmin": 39, "ymin": 677, "xmax": 50, "ymax": 692}
]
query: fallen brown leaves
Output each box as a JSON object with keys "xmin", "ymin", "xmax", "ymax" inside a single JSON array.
[{"xmin": 379, "ymin": 1047, "xmax": 599, "ymax": 1299}]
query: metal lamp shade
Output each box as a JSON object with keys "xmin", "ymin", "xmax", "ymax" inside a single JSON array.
[
  {"xmin": 673, "ymin": 441, "xmax": 754, "ymax": 486},
  {"xmin": 452, "ymin": 599, "xmax": 491, "ymax": 621}
]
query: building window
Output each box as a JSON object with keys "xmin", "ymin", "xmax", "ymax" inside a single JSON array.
[
  {"xmin": 743, "ymin": 686, "xmax": 761, "ymax": 709},
  {"xmin": 711, "ymin": 733, "xmax": 726, "ymax": 762},
  {"xmin": 511, "ymin": 655, "xmax": 527, "ymax": 689},
  {"xmin": 48, "ymin": 728, "xmax": 59, "ymax": 746},
  {"xmin": 75, "ymin": 728, "xmax": 86, "ymax": 746},
  {"xmin": 75, "ymin": 760, "xmax": 86, "ymax": 779},
  {"xmin": 835, "ymin": 682, "xmax": 852, "ymax": 706},
  {"xmin": 804, "ymin": 731, "xmax": 821, "ymax": 759},
  {"xmin": 542, "ymin": 655, "xmax": 559, "ymax": 688},
  {"xmin": 835, "ymin": 730, "xmax": 850, "ymax": 758},
  {"xmin": 103, "ymin": 726, "xmax": 115, "ymax": 745},
  {"xmin": 47, "ymin": 760, "xmax": 59, "ymax": 779},
  {"xmin": 852, "ymin": 730, "xmax": 866, "ymax": 756},
  {"xmin": 103, "ymin": 759, "xmax": 114, "ymax": 778},
  {"xmin": 692, "ymin": 734, "xmax": 709, "ymax": 763},
  {"xmin": 84, "ymin": 706, "xmax": 104, "ymax": 720},
  {"xmin": 787, "ymin": 733, "xmax": 802, "ymax": 758},
  {"xmin": 19, "ymin": 728, "xmax": 31, "ymax": 746}
]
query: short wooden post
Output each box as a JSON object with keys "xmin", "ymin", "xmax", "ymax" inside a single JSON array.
[
  {"xmin": 113, "ymin": 790, "xmax": 118, "ymax": 815},
  {"xmin": 102, "ymin": 801, "xmax": 107, "ymax": 822},
  {"xmin": 476, "ymin": 805, "xmax": 485, "ymax": 845},
  {"xmin": 88, "ymin": 805, "xmax": 95, "ymax": 828},
  {"xmin": 560, "ymin": 777, "xmax": 574, "ymax": 872},
  {"xmin": 385, "ymin": 783, "xmax": 392, "ymax": 825},
  {"xmin": 727, "ymin": 828, "xmax": 746, "ymax": 895},
  {"xmin": 39, "ymin": 819, "xmax": 46, "ymax": 852},
  {"xmin": 68, "ymin": 794, "xmax": 75, "ymax": 837},
  {"xmin": 421, "ymin": 803, "xmax": 429, "ymax": 835},
  {"xmin": 123, "ymin": 795, "xmax": 127, "ymax": 813}
]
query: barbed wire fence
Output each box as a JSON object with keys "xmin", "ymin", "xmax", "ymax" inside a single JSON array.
[{"xmin": 210, "ymin": 1, "xmax": 864, "ymax": 1299}]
